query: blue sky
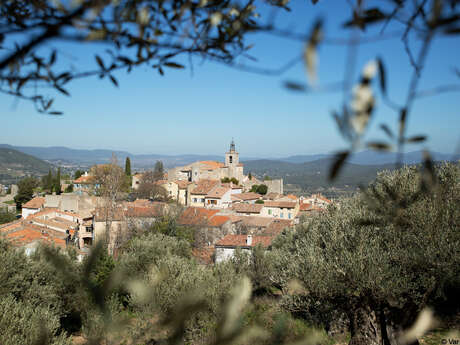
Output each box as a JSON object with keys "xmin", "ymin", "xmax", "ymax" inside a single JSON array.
[{"xmin": 2, "ymin": 1, "xmax": 459, "ymax": 157}]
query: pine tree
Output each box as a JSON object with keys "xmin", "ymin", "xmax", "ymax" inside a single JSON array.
[{"xmin": 125, "ymin": 157, "xmax": 131, "ymax": 176}]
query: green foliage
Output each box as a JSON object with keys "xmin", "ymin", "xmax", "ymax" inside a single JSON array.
[
  {"xmin": 153, "ymin": 160, "xmax": 165, "ymax": 180},
  {"xmin": 42, "ymin": 168, "xmax": 54, "ymax": 192},
  {"xmin": 0, "ymin": 294, "xmax": 71, "ymax": 345},
  {"xmin": 125, "ymin": 157, "xmax": 131, "ymax": 176},
  {"xmin": 74, "ymin": 170, "xmax": 84, "ymax": 180},
  {"xmin": 54, "ymin": 167, "xmax": 62, "ymax": 195},
  {"xmin": 271, "ymin": 163, "xmax": 460, "ymax": 341},
  {"xmin": 0, "ymin": 240, "xmax": 82, "ymax": 340},
  {"xmin": 14, "ymin": 176, "xmax": 38, "ymax": 208},
  {"xmin": 263, "ymin": 175, "xmax": 271, "ymax": 181},
  {"xmin": 0, "ymin": 209, "xmax": 16, "ymax": 224},
  {"xmin": 248, "ymin": 172, "xmax": 253, "ymax": 180},
  {"xmin": 257, "ymin": 184, "xmax": 268, "ymax": 195},
  {"xmin": 249, "ymin": 184, "xmax": 268, "ymax": 194},
  {"xmin": 255, "ymin": 199, "xmax": 265, "ymax": 204},
  {"xmin": 65, "ymin": 184, "xmax": 74, "ymax": 193},
  {"xmin": 221, "ymin": 177, "xmax": 239, "ymax": 185}
]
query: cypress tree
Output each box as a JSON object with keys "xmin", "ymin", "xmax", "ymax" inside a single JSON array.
[
  {"xmin": 46, "ymin": 169, "xmax": 53, "ymax": 191},
  {"xmin": 55, "ymin": 167, "xmax": 62, "ymax": 195},
  {"xmin": 125, "ymin": 157, "xmax": 131, "ymax": 176}
]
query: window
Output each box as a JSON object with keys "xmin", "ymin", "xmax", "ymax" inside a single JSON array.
[
  {"xmin": 229, "ymin": 155, "xmax": 233, "ymax": 163},
  {"xmin": 280, "ymin": 212, "xmax": 284, "ymax": 218},
  {"xmin": 193, "ymin": 198, "xmax": 197, "ymax": 202},
  {"xmin": 288, "ymin": 213, "xmax": 291, "ymax": 219},
  {"xmin": 268, "ymin": 209, "xmax": 272, "ymax": 215},
  {"xmin": 201, "ymin": 198, "xmax": 205, "ymax": 202}
]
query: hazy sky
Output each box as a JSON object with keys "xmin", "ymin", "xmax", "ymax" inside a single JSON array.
[{"xmin": 2, "ymin": 1, "xmax": 460, "ymax": 157}]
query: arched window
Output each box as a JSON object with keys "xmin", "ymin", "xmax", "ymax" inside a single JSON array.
[{"xmin": 229, "ymin": 155, "xmax": 233, "ymax": 164}]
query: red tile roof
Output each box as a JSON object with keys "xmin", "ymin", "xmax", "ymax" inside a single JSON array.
[
  {"xmin": 125, "ymin": 203, "xmax": 165, "ymax": 218},
  {"xmin": 239, "ymin": 216, "xmax": 273, "ymax": 228},
  {"xmin": 232, "ymin": 203, "xmax": 263, "ymax": 214},
  {"xmin": 178, "ymin": 207, "xmax": 229, "ymax": 227},
  {"xmin": 74, "ymin": 175, "xmax": 95, "ymax": 184},
  {"xmin": 5, "ymin": 226, "xmax": 67, "ymax": 248},
  {"xmin": 231, "ymin": 192, "xmax": 261, "ymax": 201},
  {"xmin": 208, "ymin": 215, "xmax": 230, "ymax": 227},
  {"xmin": 263, "ymin": 201, "xmax": 297, "ymax": 209},
  {"xmin": 175, "ymin": 180, "xmax": 192, "ymax": 189},
  {"xmin": 200, "ymin": 161, "xmax": 225, "ymax": 170},
  {"xmin": 192, "ymin": 246, "xmax": 215, "ymax": 265},
  {"xmin": 191, "ymin": 179, "xmax": 220, "ymax": 195},
  {"xmin": 299, "ymin": 203, "xmax": 313, "ymax": 211},
  {"xmin": 265, "ymin": 219, "xmax": 293, "ymax": 236},
  {"xmin": 215, "ymin": 234, "xmax": 273, "ymax": 248},
  {"xmin": 22, "ymin": 197, "xmax": 45, "ymax": 209},
  {"xmin": 206, "ymin": 186, "xmax": 231, "ymax": 199}
]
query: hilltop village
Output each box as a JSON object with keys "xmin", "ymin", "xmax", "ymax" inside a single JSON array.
[{"xmin": 0, "ymin": 141, "xmax": 331, "ymax": 263}]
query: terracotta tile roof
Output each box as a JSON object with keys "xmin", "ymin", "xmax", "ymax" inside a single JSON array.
[
  {"xmin": 0, "ymin": 220, "xmax": 23, "ymax": 233},
  {"xmin": 178, "ymin": 207, "xmax": 228, "ymax": 227},
  {"xmin": 199, "ymin": 161, "xmax": 225, "ymax": 170},
  {"xmin": 26, "ymin": 208, "xmax": 57, "ymax": 219},
  {"xmin": 154, "ymin": 179, "xmax": 168, "ymax": 186},
  {"xmin": 125, "ymin": 203, "xmax": 165, "ymax": 218},
  {"xmin": 192, "ymin": 246, "xmax": 215, "ymax": 265},
  {"xmin": 22, "ymin": 197, "xmax": 45, "ymax": 209},
  {"xmin": 216, "ymin": 234, "xmax": 273, "ymax": 248},
  {"xmin": 232, "ymin": 203, "xmax": 263, "ymax": 214},
  {"xmin": 208, "ymin": 215, "xmax": 230, "ymax": 227},
  {"xmin": 175, "ymin": 180, "xmax": 192, "ymax": 189},
  {"xmin": 93, "ymin": 207, "xmax": 125, "ymax": 222},
  {"xmin": 285, "ymin": 194, "xmax": 298, "ymax": 200},
  {"xmin": 74, "ymin": 175, "xmax": 95, "ymax": 184},
  {"xmin": 5, "ymin": 226, "xmax": 67, "ymax": 248},
  {"xmin": 206, "ymin": 186, "xmax": 231, "ymax": 199},
  {"xmin": 231, "ymin": 192, "xmax": 261, "ymax": 201},
  {"xmin": 265, "ymin": 219, "xmax": 293, "ymax": 236},
  {"xmin": 263, "ymin": 201, "xmax": 297, "ymax": 209},
  {"xmin": 239, "ymin": 216, "xmax": 273, "ymax": 228},
  {"xmin": 191, "ymin": 179, "xmax": 220, "ymax": 195},
  {"xmin": 299, "ymin": 203, "xmax": 313, "ymax": 211}
]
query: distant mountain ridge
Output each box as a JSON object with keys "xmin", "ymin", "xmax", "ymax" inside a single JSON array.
[{"xmin": 0, "ymin": 144, "xmax": 458, "ymax": 169}]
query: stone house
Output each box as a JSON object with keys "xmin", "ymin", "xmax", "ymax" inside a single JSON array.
[
  {"xmin": 21, "ymin": 197, "xmax": 45, "ymax": 219},
  {"xmin": 214, "ymin": 234, "xmax": 273, "ymax": 263},
  {"xmin": 190, "ymin": 179, "xmax": 220, "ymax": 208},
  {"xmin": 205, "ymin": 186, "xmax": 232, "ymax": 209},
  {"xmin": 261, "ymin": 201, "xmax": 299, "ymax": 220}
]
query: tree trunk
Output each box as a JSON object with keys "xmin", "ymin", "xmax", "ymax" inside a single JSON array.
[
  {"xmin": 348, "ymin": 305, "xmax": 420, "ymax": 345},
  {"xmin": 348, "ymin": 305, "xmax": 384, "ymax": 345}
]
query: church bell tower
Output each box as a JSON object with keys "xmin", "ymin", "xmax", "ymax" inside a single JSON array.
[{"xmin": 225, "ymin": 138, "xmax": 239, "ymax": 167}]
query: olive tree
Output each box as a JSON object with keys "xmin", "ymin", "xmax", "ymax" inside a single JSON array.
[{"xmin": 272, "ymin": 163, "xmax": 460, "ymax": 345}]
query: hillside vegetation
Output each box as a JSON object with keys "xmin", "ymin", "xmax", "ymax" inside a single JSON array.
[
  {"xmin": 243, "ymin": 158, "xmax": 396, "ymax": 194},
  {"xmin": 0, "ymin": 148, "xmax": 52, "ymax": 184}
]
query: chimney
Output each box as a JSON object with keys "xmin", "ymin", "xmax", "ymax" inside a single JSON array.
[{"xmin": 246, "ymin": 235, "xmax": 253, "ymax": 246}]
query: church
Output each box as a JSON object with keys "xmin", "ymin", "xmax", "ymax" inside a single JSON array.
[
  {"xmin": 168, "ymin": 139, "xmax": 244, "ymax": 183},
  {"xmin": 167, "ymin": 140, "xmax": 283, "ymax": 195}
]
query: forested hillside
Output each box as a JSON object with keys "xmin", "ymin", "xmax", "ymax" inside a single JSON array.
[{"xmin": 0, "ymin": 148, "xmax": 52, "ymax": 184}]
